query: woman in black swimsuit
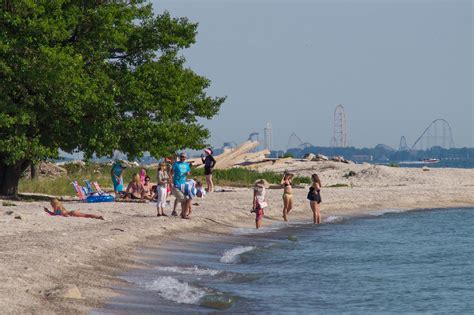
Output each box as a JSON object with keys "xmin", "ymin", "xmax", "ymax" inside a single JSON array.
[
  {"xmin": 307, "ymin": 173, "xmax": 322, "ymax": 224},
  {"xmin": 201, "ymin": 148, "xmax": 216, "ymax": 192}
]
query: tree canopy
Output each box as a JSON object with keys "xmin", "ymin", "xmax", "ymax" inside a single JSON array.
[{"xmin": 0, "ymin": 0, "xmax": 225, "ymax": 195}]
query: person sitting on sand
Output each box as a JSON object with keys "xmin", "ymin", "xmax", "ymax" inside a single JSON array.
[
  {"xmin": 252, "ymin": 179, "xmax": 267, "ymax": 229},
  {"xmin": 142, "ymin": 175, "xmax": 155, "ymax": 200},
  {"xmin": 281, "ymin": 172, "xmax": 294, "ymax": 222},
  {"xmin": 125, "ymin": 173, "xmax": 150, "ymax": 200},
  {"xmin": 139, "ymin": 168, "xmax": 147, "ymax": 185},
  {"xmin": 307, "ymin": 174, "xmax": 322, "ymax": 224},
  {"xmin": 44, "ymin": 198, "xmax": 104, "ymax": 220},
  {"xmin": 195, "ymin": 179, "xmax": 206, "ymax": 198}
]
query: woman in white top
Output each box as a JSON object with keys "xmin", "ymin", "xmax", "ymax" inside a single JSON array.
[{"xmin": 156, "ymin": 162, "xmax": 169, "ymax": 216}]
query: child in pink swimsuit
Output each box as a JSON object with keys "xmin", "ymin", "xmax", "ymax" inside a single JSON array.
[{"xmin": 252, "ymin": 179, "xmax": 267, "ymax": 229}]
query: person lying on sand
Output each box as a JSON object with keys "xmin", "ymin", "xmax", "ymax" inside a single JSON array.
[{"xmin": 43, "ymin": 198, "xmax": 104, "ymax": 220}]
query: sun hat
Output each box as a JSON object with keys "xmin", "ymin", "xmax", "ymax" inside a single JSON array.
[{"xmin": 204, "ymin": 149, "xmax": 212, "ymax": 155}]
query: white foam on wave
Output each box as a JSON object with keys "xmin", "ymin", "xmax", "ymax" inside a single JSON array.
[
  {"xmin": 232, "ymin": 226, "xmax": 281, "ymax": 235},
  {"xmin": 220, "ymin": 246, "xmax": 255, "ymax": 264},
  {"xmin": 369, "ymin": 208, "xmax": 404, "ymax": 216},
  {"xmin": 145, "ymin": 276, "xmax": 206, "ymax": 304},
  {"xmin": 155, "ymin": 265, "xmax": 221, "ymax": 276},
  {"xmin": 323, "ymin": 215, "xmax": 344, "ymax": 223}
]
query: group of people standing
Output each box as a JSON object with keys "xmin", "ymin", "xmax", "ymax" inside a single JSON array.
[
  {"xmin": 110, "ymin": 149, "xmax": 322, "ymax": 229},
  {"xmin": 110, "ymin": 149, "xmax": 216, "ymax": 219},
  {"xmin": 252, "ymin": 172, "xmax": 322, "ymax": 228}
]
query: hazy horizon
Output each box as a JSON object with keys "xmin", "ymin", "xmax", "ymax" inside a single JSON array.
[{"xmin": 152, "ymin": 0, "xmax": 473, "ymax": 151}]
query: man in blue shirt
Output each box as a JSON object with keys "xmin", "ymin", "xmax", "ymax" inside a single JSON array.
[{"xmin": 170, "ymin": 152, "xmax": 191, "ymax": 217}]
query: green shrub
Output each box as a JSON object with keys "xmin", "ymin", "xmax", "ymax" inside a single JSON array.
[
  {"xmin": 387, "ymin": 163, "xmax": 400, "ymax": 167},
  {"xmin": 343, "ymin": 170, "xmax": 357, "ymax": 178},
  {"xmin": 192, "ymin": 167, "xmax": 310, "ymax": 186},
  {"xmin": 2, "ymin": 201, "xmax": 17, "ymax": 206},
  {"xmin": 326, "ymin": 183, "xmax": 349, "ymax": 188}
]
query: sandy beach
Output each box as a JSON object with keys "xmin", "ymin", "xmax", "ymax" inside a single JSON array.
[{"xmin": 1, "ymin": 162, "xmax": 473, "ymax": 314}]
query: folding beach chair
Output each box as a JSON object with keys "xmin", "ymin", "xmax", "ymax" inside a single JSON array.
[
  {"xmin": 72, "ymin": 181, "xmax": 87, "ymax": 201},
  {"xmin": 93, "ymin": 182, "xmax": 104, "ymax": 194},
  {"xmin": 83, "ymin": 180, "xmax": 93, "ymax": 195}
]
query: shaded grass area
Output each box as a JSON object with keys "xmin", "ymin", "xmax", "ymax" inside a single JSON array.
[
  {"xmin": 19, "ymin": 163, "xmax": 311, "ymax": 196},
  {"xmin": 19, "ymin": 164, "xmax": 146, "ymax": 197}
]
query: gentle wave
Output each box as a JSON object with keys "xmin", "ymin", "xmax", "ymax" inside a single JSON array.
[
  {"xmin": 324, "ymin": 215, "xmax": 344, "ymax": 223},
  {"xmin": 220, "ymin": 246, "xmax": 255, "ymax": 264},
  {"xmin": 369, "ymin": 208, "xmax": 404, "ymax": 216},
  {"xmin": 145, "ymin": 276, "xmax": 207, "ymax": 304},
  {"xmin": 233, "ymin": 226, "xmax": 283, "ymax": 236},
  {"xmin": 155, "ymin": 265, "xmax": 222, "ymax": 276}
]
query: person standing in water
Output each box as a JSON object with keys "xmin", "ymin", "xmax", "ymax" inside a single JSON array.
[
  {"xmin": 307, "ymin": 174, "xmax": 322, "ymax": 224},
  {"xmin": 201, "ymin": 148, "xmax": 216, "ymax": 192},
  {"xmin": 281, "ymin": 172, "xmax": 294, "ymax": 222},
  {"xmin": 252, "ymin": 179, "xmax": 267, "ymax": 229}
]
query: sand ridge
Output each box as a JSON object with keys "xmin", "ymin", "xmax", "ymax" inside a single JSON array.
[{"xmin": 0, "ymin": 163, "xmax": 473, "ymax": 313}]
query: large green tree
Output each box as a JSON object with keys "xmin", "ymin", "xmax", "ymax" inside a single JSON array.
[{"xmin": 0, "ymin": 0, "xmax": 225, "ymax": 196}]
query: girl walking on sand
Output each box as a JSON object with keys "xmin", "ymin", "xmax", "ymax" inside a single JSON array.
[
  {"xmin": 281, "ymin": 172, "xmax": 294, "ymax": 221},
  {"xmin": 252, "ymin": 179, "xmax": 267, "ymax": 229},
  {"xmin": 307, "ymin": 174, "xmax": 322, "ymax": 224}
]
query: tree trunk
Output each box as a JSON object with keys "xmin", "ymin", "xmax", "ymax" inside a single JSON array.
[
  {"xmin": 0, "ymin": 160, "xmax": 30, "ymax": 197},
  {"xmin": 31, "ymin": 163, "xmax": 37, "ymax": 179}
]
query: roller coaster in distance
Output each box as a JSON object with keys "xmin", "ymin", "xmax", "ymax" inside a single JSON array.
[{"xmin": 400, "ymin": 119, "xmax": 455, "ymax": 151}]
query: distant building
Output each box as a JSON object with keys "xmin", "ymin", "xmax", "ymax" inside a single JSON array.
[{"xmin": 264, "ymin": 122, "xmax": 273, "ymax": 151}]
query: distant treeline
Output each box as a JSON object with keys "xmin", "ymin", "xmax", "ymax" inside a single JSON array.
[{"xmin": 286, "ymin": 146, "xmax": 474, "ymax": 162}]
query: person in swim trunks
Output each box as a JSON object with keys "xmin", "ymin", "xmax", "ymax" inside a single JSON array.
[{"xmin": 281, "ymin": 172, "xmax": 294, "ymax": 222}]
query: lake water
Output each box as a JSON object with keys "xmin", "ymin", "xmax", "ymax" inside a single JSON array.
[{"xmin": 97, "ymin": 208, "xmax": 474, "ymax": 314}]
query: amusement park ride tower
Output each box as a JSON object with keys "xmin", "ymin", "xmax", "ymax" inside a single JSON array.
[{"xmin": 330, "ymin": 104, "xmax": 348, "ymax": 147}]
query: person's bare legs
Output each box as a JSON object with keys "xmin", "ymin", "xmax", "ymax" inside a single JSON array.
[
  {"xmin": 69, "ymin": 211, "xmax": 104, "ymax": 220},
  {"xmin": 205, "ymin": 174, "xmax": 214, "ymax": 192},
  {"xmin": 180, "ymin": 200, "xmax": 186, "ymax": 218},
  {"xmin": 288, "ymin": 196, "xmax": 293, "ymax": 214},
  {"xmin": 282, "ymin": 195, "xmax": 289, "ymax": 221},
  {"xmin": 173, "ymin": 198, "xmax": 179, "ymax": 216},
  {"xmin": 256, "ymin": 218, "xmax": 262, "ymax": 229},
  {"xmin": 310, "ymin": 201, "xmax": 317, "ymax": 224},
  {"xmin": 315, "ymin": 203, "xmax": 321, "ymax": 224},
  {"xmin": 187, "ymin": 200, "xmax": 192, "ymax": 217}
]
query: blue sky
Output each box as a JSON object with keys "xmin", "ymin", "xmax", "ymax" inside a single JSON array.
[{"xmin": 151, "ymin": 0, "xmax": 473, "ymax": 150}]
